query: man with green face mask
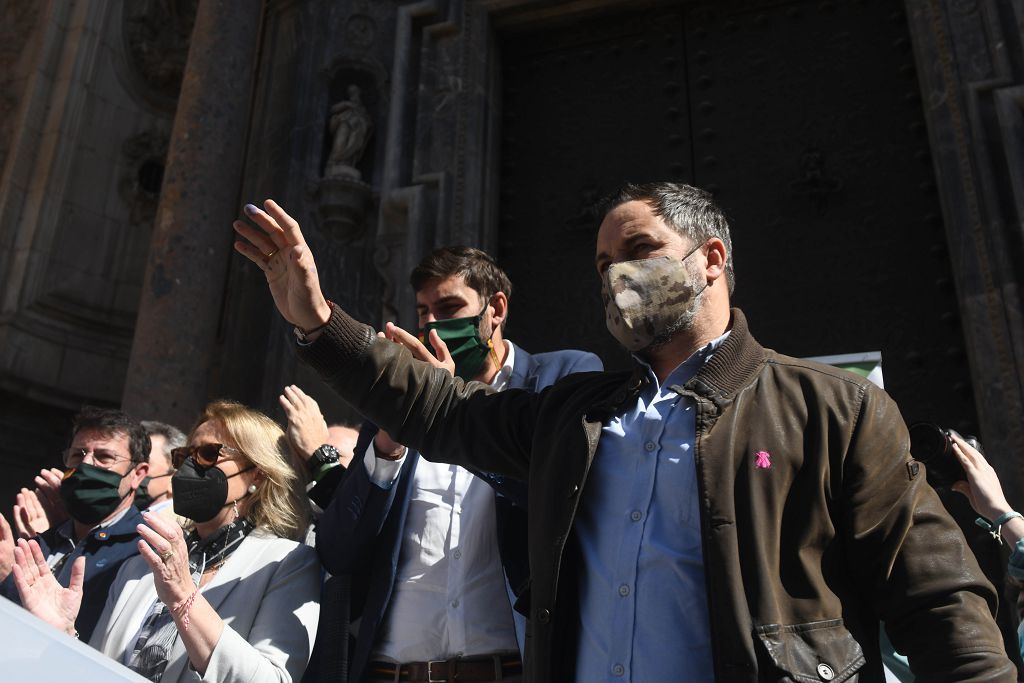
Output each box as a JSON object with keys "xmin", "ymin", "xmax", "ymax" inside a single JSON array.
[
  {"xmin": 136, "ymin": 420, "xmax": 187, "ymax": 518},
  {"xmin": 0, "ymin": 406, "xmax": 150, "ymax": 642},
  {"xmin": 310, "ymin": 245, "xmax": 602, "ymax": 683}
]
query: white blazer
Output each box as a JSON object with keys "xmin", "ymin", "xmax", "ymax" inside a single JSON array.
[{"xmin": 90, "ymin": 531, "xmax": 321, "ymax": 683}]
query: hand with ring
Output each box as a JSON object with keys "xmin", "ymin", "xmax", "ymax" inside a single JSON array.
[
  {"xmin": 137, "ymin": 511, "xmax": 193, "ymax": 607},
  {"xmin": 232, "ymin": 200, "xmax": 332, "ymax": 335}
]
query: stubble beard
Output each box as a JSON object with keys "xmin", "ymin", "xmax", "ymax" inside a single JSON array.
[{"xmin": 643, "ymin": 266, "xmax": 708, "ymax": 353}]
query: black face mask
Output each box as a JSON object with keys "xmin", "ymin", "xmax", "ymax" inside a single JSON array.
[
  {"xmin": 133, "ymin": 473, "xmax": 172, "ymax": 511},
  {"xmin": 172, "ymin": 458, "xmax": 254, "ymax": 523},
  {"xmin": 59, "ymin": 462, "xmax": 132, "ymax": 526}
]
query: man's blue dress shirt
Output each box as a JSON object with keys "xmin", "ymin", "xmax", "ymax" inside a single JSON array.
[{"xmin": 575, "ymin": 333, "xmax": 728, "ymax": 682}]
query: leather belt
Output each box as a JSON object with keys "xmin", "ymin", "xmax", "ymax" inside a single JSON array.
[{"xmin": 368, "ymin": 654, "xmax": 522, "ymax": 682}]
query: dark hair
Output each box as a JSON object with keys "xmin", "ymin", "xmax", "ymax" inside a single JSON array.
[
  {"xmin": 72, "ymin": 406, "xmax": 150, "ymax": 465},
  {"xmin": 597, "ymin": 182, "xmax": 735, "ymax": 294},
  {"xmin": 410, "ymin": 246, "xmax": 513, "ymax": 326},
  {"xmin": 140, "ymin": 420, "xmax": 187, "ymax": 467}
]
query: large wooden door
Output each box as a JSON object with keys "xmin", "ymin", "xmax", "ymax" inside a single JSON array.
[{"xmin": 497, "ymin": 0, "xmax": 977, "ymax": 432}]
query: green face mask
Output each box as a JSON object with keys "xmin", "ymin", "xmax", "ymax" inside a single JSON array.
[
  {"xmin": 59, "ymin": 462, "xmax": 132, "ymax": 526},
  {"xmin": 133, "ymin": 473, "xmax": 172, "ymax": 510},
  {"xmin": 421, "ymin": 309, "xmax": 498, "ymax": 381}
]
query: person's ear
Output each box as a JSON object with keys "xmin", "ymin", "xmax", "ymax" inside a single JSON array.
[
  {"xmin": 489, "ymin": 292, "xmax": 508, "ymax": 330},
  {"xmin": 131, "ymin": 462, "xmax": 150, "ymax": 490},
  {"xmin": 703, "ymin": 238, "xmax": 727, "ymax": 286}
]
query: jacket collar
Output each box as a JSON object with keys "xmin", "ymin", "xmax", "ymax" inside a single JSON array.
[
  {"xmin": 508, "ymin": 341, "xmax": 536, "ymax": 392},
  {"xmin": 593, "ymin": 308, "xmax": 765, "ymax": 418},
  {"xmin": 683, "ymin": 308, "xmax": 766, "ymax": 405}
]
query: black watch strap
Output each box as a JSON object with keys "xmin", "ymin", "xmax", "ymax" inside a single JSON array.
[{"xmin": 309, "ymin": 443, "xmax": 340, "ymax": 469}]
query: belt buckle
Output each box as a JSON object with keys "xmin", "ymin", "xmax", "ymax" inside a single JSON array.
[{"xmin": 427, "ymin": 660, "xmax": 447, "ymax": 683}]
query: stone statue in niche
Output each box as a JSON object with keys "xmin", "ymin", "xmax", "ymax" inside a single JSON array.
[
  {"xmin": 326, "ymin": 85, "xmax": 372, "ymax": 180},
  {"xmin": 318, "ymin": 83, "xmax": 374, "ymax": 242}
]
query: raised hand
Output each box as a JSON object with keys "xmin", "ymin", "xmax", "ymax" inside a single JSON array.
[
  {"xmin": 13, "ymin": 488, "xmax": 51, "ymax": 538},
  {"xmin": 136, "ymin": 511, "xmax": 195, "ymax": 609},
  {"xmin": 232, "ymin": 200, "xmax": 332, "ymax": 332},
  {"xmin": 11, "ymin": 538, "xmax": 83, "ymax": 635},
  {"xmin": 0, "ymin": 514, "xmax": 15, "ymax": 581},
  {"xmin": 381, "ymin": 322, "xmax": 456, "ymax": 377},
  {"xmin": 33, "ymin": 468, "xmax": 68, "ymax": 529},
  {"xmin": 279, "ymin": 385, "xmax": 330, "ymax": 462},
  {"xmin": 371, "ymin": 323, "xmax": 456, "ymax": 460}
]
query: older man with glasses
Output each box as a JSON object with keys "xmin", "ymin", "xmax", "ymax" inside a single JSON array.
[{"xmin": 0, "ymin": 405, "xmax": 150, "ymax": 641}]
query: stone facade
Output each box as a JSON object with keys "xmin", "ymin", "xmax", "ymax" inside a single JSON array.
[
  {"xmin": 0, "ymin": 1, "xmax": 193, "ymax": 501},
  {"xmin": 0, "ymin": 0, "xmax": 1021, "ymax": 517}
]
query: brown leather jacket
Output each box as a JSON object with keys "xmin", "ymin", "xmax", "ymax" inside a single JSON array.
[{"xmin": 300, "ymin": 304, "xmax": 1013, "ymax": 682}]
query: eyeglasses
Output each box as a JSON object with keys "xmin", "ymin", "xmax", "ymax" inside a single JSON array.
[
  {"xmin": 170, "ymin": 443, "xmax": 243, "ymax": 469},
  {"xmin": 62, "ymin": 448, "xmax": 132, "ymax": 469}
]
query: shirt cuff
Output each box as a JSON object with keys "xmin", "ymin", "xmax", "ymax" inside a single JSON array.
[{"xmin": 363, "ymin": 441, "xmax": 405, "ymax": 488}]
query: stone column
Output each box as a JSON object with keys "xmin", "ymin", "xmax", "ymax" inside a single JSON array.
[{"xmin": 122, "ymin": 0, "xmax": 262, "ymax": 428}]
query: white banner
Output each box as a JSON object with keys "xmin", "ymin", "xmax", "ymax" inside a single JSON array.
[{"xmin": 0, "ymin": 596, "xmax": 148, "ymax": 682}]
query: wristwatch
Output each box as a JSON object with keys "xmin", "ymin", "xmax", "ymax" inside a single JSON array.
[{"xmin": 308, "ymin": 444, "xmax": 340, "ymax": 470}]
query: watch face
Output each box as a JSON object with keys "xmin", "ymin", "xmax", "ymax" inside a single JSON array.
[{"xmin": 313, "ymin": 444, "xmax": 340, "ymax": 466}]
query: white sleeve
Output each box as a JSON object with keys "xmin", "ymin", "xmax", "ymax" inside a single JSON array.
[{"xmin": 362, "ymin": 441, "xmax": 406, "ymax": 489}]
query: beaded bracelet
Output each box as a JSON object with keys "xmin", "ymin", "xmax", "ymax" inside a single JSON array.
[
  {"xmin": 975, "ymin": 510, "xmax": 1023, "ymax": 543},
  {"xmin": 173, "ymin": 588, "xmax": 200, "ymax": 632}
]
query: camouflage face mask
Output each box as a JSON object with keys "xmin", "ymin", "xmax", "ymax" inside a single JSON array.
[{"xmin": 601, "ymin": 247, "xmax": 706, "ymax": 352}]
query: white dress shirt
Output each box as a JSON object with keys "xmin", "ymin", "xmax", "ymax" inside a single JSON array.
[{"xmin": 367, "ymin": 341, "xmax": 520, "ymax": 663}]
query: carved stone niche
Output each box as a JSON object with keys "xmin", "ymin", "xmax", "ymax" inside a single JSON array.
[
  {"xmin": 317, "ymin": 66, "xmax": 380, "ymax": 243},
  {"xmin": 119, "ymin": 129, "xmax": 169, "ymax": 225}
]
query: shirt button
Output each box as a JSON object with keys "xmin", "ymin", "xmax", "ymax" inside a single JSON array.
[
  {"xmin": 612, "ymin": 664, "xmax": 625, "ymax": 676},
  {"xmin": 630, "ymin": 510, "xmax": 642, "ymax": 522},
  {"xmin": 816, "ymin": 663, "xmax": 835, "ymax": 681},
  {"xmin": 453, "ymin": 549, "xmax": 462, "ymax": 560},
  {"xmin": 644, "ymin": 441, "xmax": 656, "ymax": 452},
  {"xmin": 618, "ymin": 584, "xmax": 630, "ymax": 597},
  {"xmin": 451, "ymin": 599, "xmax": 459, "ymax": 608}
]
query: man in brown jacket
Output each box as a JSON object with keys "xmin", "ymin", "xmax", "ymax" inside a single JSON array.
[{"xmin": 234, "ymin": 184, "xmax": 1014, "ymax": 682}]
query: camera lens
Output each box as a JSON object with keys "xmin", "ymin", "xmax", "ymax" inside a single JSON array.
[
  {"xmin": 909, "ymin": 423, "xmax": 950, "ymax": 462},
  {"xmin": 908, "ymin": 422, "xmax": 965, "ymax": 487}
]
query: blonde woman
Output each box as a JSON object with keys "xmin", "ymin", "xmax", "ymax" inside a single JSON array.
[{"xmin": 12, "ymin": 400, "xmax": 320, "ymax": 683}]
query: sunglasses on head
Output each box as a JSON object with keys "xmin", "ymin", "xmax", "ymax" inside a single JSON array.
[{"xmin": 170, "ymin": 443, "xmax": 242, "ymax": 469}]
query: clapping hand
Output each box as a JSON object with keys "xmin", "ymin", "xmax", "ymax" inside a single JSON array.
[
  {"xmin": 0, "ymin": 514, "xmax": 14, "ymax": 581},
  {"xmin": 33, "ymin": 468, "xmax": 68, "ymax": 529},
  {"xmin": 136, "ymin": 511, "xmax": 194, "ymax": 609},
  {"xmin": 14, "ymin": 488, "xmax": 52, "ymax": 539},
  {"xmin": 11, "ymin": 537, "xmax": 83, "ymax": 636},
  {"xmin": 232, "ymin": 200, "xmax": 332, "ymax": 334}
]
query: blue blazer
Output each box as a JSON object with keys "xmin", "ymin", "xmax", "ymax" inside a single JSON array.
[
  {"xmin": 315, "ymin": 343, "xmax": 602, "ymax": 683},
  {"xmin": 0, "ymin": 504, "xmax": 143, "ymax": 642}
]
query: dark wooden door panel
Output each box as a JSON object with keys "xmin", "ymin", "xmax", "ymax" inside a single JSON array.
[
  {"xmin": 500, "ymin": 8, "xmax": 692, "ymax": 367},
  {"xmin": 498, "ymin": 0, "xmax": 976, "ymax": 432}
]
